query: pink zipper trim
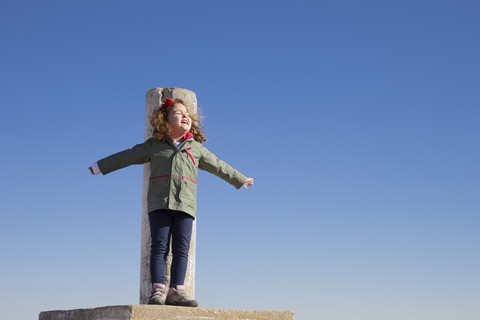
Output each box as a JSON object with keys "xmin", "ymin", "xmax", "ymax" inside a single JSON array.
[
  {"xmin": 186, "ymin": 147, "xmax": 196, "ymax": 166},
  {"xmin": 150, "ymin": 175, "xmax": 169, "ymax": 180},
  {"xmin": 182, "ymin": 176, "xmax": 197, "ymax": 184}
]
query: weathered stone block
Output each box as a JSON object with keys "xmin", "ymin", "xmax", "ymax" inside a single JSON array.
[{"xmin": 39, "ymin": 305, "xmax": 295, "ymax": 320}]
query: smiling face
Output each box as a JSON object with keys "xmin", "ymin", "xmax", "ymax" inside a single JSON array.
[{"xmin": 167, "ymin": 103, "xmax": 192, "ymax": 134}]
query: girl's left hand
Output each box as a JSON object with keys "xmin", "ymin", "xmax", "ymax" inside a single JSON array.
[{"xmin": 242, "ymin": 178, "xmax": 254, "ymax": 189}]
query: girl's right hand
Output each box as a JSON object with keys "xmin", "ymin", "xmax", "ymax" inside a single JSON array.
[{"xmin": 88, "ymin": 166, "xmax": 95, "ymax": 175}]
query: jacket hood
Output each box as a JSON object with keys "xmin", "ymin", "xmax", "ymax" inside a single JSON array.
[
  {"xmin": 184, "ymin": 132, "xmax": 194, "ymax": 141},
  {"xmin": 163, "ymin": 132, "xmax": 194, "ymax": 143}
]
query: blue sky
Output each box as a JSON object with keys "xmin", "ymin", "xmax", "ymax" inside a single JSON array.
[{"xmin": 1, "ymin": 0, "xmax": 479, "ymax": 319}]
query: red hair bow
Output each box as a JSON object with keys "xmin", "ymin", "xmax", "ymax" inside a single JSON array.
[{"xmin": 162, "ymin": 99, "xmax": 173, "ymax": 110}]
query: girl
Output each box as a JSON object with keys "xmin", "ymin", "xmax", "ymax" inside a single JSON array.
[{"xmin": 89, "ymin": 98, "xmax": 254, "ymax": 307}]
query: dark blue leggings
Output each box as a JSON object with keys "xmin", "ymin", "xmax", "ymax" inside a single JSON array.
[{"xmin": 148, "ymin": 209, "xmax": 193, "ymax": 287}]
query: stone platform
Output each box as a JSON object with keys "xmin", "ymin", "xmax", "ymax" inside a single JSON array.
[{"xmin": 39, "ymin": 305, "xmax": 295, "ymax": 320}]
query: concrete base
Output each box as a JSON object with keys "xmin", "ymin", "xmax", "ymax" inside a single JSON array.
[{"xmin": 39, "ymin": 305, "xmax": 295, "ymax": 320}]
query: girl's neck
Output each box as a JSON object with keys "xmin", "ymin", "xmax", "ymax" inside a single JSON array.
[{"xmin": 170, "ymin": 130, "xmax": 188, "ymax": 144}]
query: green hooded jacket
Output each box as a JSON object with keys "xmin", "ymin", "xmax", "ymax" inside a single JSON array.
[{"xmin": 97, "ymin": 133, "xmax": 247, "ymax": 218}]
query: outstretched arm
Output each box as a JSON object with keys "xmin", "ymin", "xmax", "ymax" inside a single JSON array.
[
  {"xmin": 199, "ymin": 146, "xmax": 249, "ymax": 190},
  {"xmin": 90, "ymin": 139, "xmax": 153, "ymax": 176}
]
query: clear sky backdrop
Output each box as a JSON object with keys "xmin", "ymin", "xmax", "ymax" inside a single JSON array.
[{"xmin": 0, "ymin": 1, "xmax": 479, "ymax": 319}]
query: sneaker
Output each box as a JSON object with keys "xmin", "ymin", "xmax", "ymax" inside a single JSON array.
[
  {"xmin": 166, "ymin": 286, "xmax": 199, "ymax": 307},
  {"xmin": 148, "ymin": 284, "xmax": 167, "ymax": 305}
]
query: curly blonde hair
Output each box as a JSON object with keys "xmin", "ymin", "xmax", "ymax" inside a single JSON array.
[{"xmin": 151, "ymin": 98, "xmax": 208, "ymax": 143}]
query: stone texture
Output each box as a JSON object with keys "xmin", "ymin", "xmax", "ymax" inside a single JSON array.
[
  {"xmin": 141, "ymin": 88, "xmax": 198, "ymax": 304},
  {"xmin": 39, "ymin": 305, "xmax": 295, "ymax": 320}
]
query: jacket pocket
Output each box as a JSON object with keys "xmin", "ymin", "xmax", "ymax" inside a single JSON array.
[
  {"xmin": 150, "ymin": 175, "xmax": 169, "ymax": 182},
  {"xmin": 180, "ymin": 176, "xmax": 197, "ymax": 207},
  {"xmin": 182, "ymin": 175, "xmax": 196, "ymax": 185},
  {"xmin": 185, "ymin": 147, "xmax": 196, "ymax": 166},
  {"xmin": 148, "ymin": 175, "xmax": 169, "ymax": 202}
]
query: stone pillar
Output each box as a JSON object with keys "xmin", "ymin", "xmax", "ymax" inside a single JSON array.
[{"xmin": 140, "ymin": 88, "xmax": 198, "ymax": 304}]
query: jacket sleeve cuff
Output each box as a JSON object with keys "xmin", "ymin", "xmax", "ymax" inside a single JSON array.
[{"xmin": 233, "ymin": 173, "xmax": 248, "ymax": 189}]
